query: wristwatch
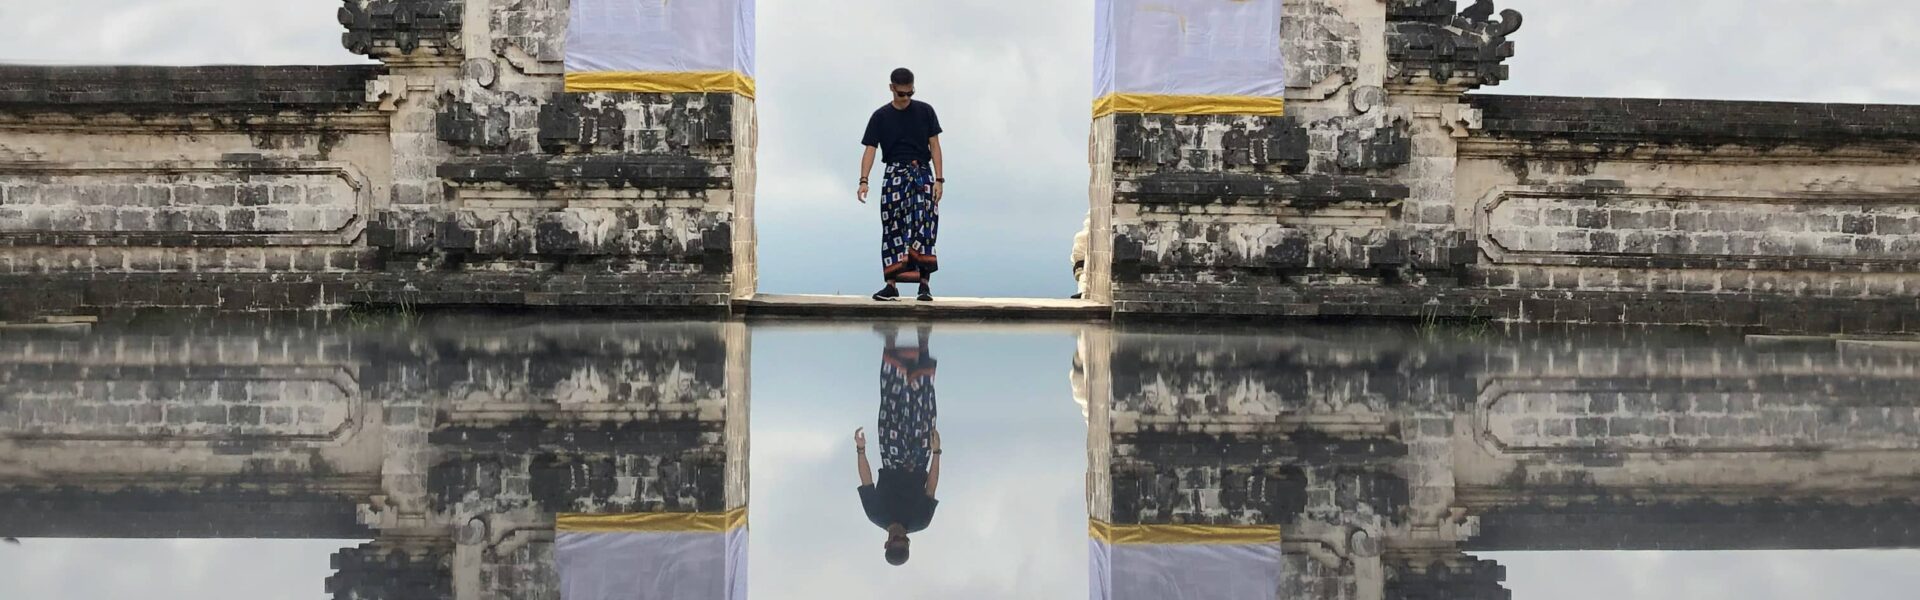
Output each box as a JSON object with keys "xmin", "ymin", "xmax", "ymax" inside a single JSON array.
[
  {"xmin": 935, "ymin": 178, "xmax": 946, "ymax": 183},
  {"xmin": 932, "ymin": 449, "xmax": 943, "ymax": 455}
]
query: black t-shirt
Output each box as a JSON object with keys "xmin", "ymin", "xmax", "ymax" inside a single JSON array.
[
  {"xmin": 861, "ymin": 100, "xmax": 943, "ymax": 164},
  {"xmin": 857, "ymin": 468, "xmax": 939, "ymax": 533}
]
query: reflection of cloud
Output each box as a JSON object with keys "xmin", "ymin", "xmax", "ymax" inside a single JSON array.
[
  {"xmin": 0, "ymin": 539, "xmax": 358, "ymax": 600},
  {"xmin": 750, "ymin": 327, "xmax": 1087, "ymax": 599},
  {"xmin": 1485, "ymin": 550, "xmax": 1920, "ymax": 600}
]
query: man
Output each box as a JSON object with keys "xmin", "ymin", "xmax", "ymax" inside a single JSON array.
[
  {"xmin": 858, "ymin": 67, "xmax": 946, "ymax": 302},
  {"xmin": 853, "ymin": 324, "xmax": 942, "ymax": 566}
]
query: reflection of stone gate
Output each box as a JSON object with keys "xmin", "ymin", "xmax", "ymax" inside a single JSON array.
[
  {"xmin": 1, "ymin": 1, "xmax": 1919, "ymax": 329},
  {"xmin": 6, "ymin": 321, "xmax": 1920, "ymax": 599},
  {"xmin": 1079, "ymin": 328, "xmax": 1920, "ymax": 599},
  {"xmin": 0, "ymin": 320, "xmax": 750, "ymax": 600}
]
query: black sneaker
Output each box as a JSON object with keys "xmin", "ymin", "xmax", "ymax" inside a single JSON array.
[
  {"xmin": 916, "ymin": 285, "xmax": 933, "ymax": 302},
  {"xmin": 1069, "ymin": 293, "xmax": 1084, "ymax": 300},
  {"xmin": 872, "ymin": 285, "xmax": 900, "ymax": 302}
]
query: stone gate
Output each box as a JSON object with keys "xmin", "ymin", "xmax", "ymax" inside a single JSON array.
[{"xmin": 1, "ymin": 0, "xmax": 1917, "ymax": 332}]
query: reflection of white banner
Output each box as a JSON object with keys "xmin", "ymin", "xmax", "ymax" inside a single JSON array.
[
  {"xmin": 1093, "ymin": 0, "xmax": 1286, "ymax": 117},
  {"xmin": 557, "ymin": 510, "xmax": 749, "ymax": 600},
  {"xmin": 1089, "ymin": 519, "xmax": 1284, "ymax": 600},
  {"xmin": 564, "ymin": 0, "xmax": 756, "ymax": 96}
]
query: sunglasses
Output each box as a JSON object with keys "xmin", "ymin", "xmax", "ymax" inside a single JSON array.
[{"xmin": 895, "ymin": 90, "xmax": 915, "ymax": 98}]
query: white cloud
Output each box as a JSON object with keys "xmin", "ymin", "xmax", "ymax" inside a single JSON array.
[{"xmin": 1486, "ymin": 550, "xmax": 1920, "ymax": 599}]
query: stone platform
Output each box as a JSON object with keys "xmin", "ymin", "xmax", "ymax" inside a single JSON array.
[{"xmin": 735, "ymin": 294, "xmax": 1111, "ymax": 321}]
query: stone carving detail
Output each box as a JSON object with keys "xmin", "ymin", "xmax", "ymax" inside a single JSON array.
[
  {"xmin": 0, "ymin": 162, "xmax": 370, "ymax": 249},
  {"xmin": 1114, "ymin": 114, "xmax": 1310, "ymax": 174},
  {"xmin": 435, "ymin": 99, "xmax": 511, "ymax": 150},
  {"xmin": 1351, "ymin": 86, "xmax": 1389, "ymax": 115},
  {"xmin": 1479, "ymin": 188, "xmax": 1920, "ymax": 271},
  {"xmin": 1338, "ymin": 120, "xmax": 1414, "ymax": 172},
  {"xmin": 1384, "ymin": 556, "xmax": 1509, "ymax": 600},
  {"xmin": 1387, "ymin": 0, "xmax": 1524, "ymax": 89},
  {"xmin": 1485, "ymin": 380, "xmax": 1920, "ymax": 452},
  {"xmin": 490, "ymin": 0, "xmax": 569, "ymax": 74},
  {"xmin": 325, "ymin": 542, "xmax": 453, "ymax": 600},
  {"xmin": 538, "ymin": 93, "xmax": 628, "ymax": 153},
  {"xmin": 338, "ymin": 0, "xmax": 462, "ymax": 58},
  {"xmin": 461, "ymin": 58, "xmax": 498, "ymax": 88}
]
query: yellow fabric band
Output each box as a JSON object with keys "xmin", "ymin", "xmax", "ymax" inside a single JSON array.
[
  {"xmin": 558, "ymin": 507, "xmax": 749, "ymax": 533},
  {"xmin": 1092, "ymin": 93, "xmax": 1286, "ymax": 118},
  {"xmin": 564, "ymin": 71, "xmax": 757, "ymax": 98},
  {"xmin": 1088, "ymin": 518, "xmax": 1281, "ymax": 545}
]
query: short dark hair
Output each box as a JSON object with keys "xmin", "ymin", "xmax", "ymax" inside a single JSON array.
[
  {"xmin": 890, "ymin": 68, "xmax": 915, "ymax": 86},
  {"xmin": 885, "ymin": 546, "xmax": 909, "ymax": 566}
]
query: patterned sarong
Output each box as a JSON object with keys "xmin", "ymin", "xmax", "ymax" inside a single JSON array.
[
  {"xmin": 878, "ymin": 341, "xmax": 938, "ymax": 471},
  {"xmin": 880, "ymin": 161, "xmax": 939, "ymax": 283}
]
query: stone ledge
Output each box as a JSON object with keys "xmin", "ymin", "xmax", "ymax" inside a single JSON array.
[
  {"xmin": 1469, "ymin": 94, "xmax": 1920, "ymax": 147},
  {"xmin": 737, "ymin": 294, "xmax": 1112, "ymax": 321},
  {"xmin": 1120, "ymin": 173, "xmax": 1410, "ymax": 206},
  {"xmin": 436, "ymin": 155, "xmax": 729, "ymax": 190},
  {"xmin": 1111, "ymin": 286, "xmax": 1920, "ymax": 334},
  {"xmin": 1465, "ymin": 500, "xmax": 1920, "ymax": 551},
  {"xmin": 0, "ymin": 65, "xmax": 385, "ymax": 113}
]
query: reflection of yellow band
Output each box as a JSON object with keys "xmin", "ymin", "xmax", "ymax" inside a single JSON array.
[
  {"xmin": 565, "ymin": 71, "xmax": 756, "ymax": 98},
  {"xmin": 1089, "ymin": 519, "xmax": 1280, "ymax": 545},
  {"xmin": 1092, "ymin": 93, "xmax": 1286, "ymax": 118},
  {"xmin": 559, "ymin": 507, "xmax": 749, "ymax": 533}
]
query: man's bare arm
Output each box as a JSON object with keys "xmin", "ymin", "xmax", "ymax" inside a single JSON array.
[
  {"xmin": 856, "ymin": 427, "xmax": 874, "ymax": 486},
  {"xmin": 858, "ymin": 146, "xmax": 877, "ymax": 203},
  {"xmin": 924, "ymin": 429, "xmax": 941, "ymax": 497},
  {"xmin": 929, "ymin": 136, "xmax": 944, "ymax": 202},
  {"xmin": 924, "ymin": 454, "xmax": 939, "ymax": 497}
]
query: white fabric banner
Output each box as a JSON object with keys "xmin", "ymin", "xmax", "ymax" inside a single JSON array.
[
  {"xmin": 1089, "ymin": 520, "xmax": 1284, "ymax": 600},
  {"xmin": 1101, "ymin": 542, "xmax": 1286, "ymax": 600},
  {"xmin": 564, "ymin": 0, "xmax": 756, "ymax": 95},
  {"xmin": 1093, "ymin": 0, "xmax": 1286, "ymax": 116},
  {"xmin": 556, "ymin": 515, "xmax": 748, "ymax": 600}
]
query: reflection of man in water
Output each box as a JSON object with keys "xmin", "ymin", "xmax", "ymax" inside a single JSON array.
[{"xmin": 853, "ymin": 325, "xmax": 942, "ymax": 566}]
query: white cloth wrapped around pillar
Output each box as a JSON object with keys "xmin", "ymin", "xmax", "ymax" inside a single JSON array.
[
  {"xmin": 556, "ymin": 509, "xmax": 749, "ymax": 600},
  {"xmin": 564, "ymin": 0, "xmax": 756, "ymax": 96},
  {"xmin": 1089, "ymin": 519, "xmax": 1285, "ymax": 600},
  {"xmin": 1093, "ymin": 0, "xmax": 1286, "ymax": 117}
]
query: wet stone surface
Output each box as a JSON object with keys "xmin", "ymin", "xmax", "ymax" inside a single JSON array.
[{"xmin": 0, "ymin": 315, "xmax": 1917, "ymax": 599}]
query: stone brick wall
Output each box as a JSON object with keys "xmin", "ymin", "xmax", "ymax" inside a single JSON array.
[
  {"xmin": 359, "ymin": 0, "xmax": 755, "ymax": 310},
  {"xmin": 0, "ymin": 0, "xmax": 755, "ymax": 319},
  {"xmin": 0, "ymin": 65, "xmax": 392, "ymax": 318},
  {"xmin": 1454, "ymin": 94, "xmax": 1920, "ymax": 331}
]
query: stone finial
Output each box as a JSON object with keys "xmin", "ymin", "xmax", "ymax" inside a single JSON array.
[
  {"xmin": 339, "ymin": 0, "xmax": 462, "ymax": 60},
  {"xmin": 1387, "ymin": 0, "xmax": 1525, "ymax": 91},
  {"xmin": 1439, "ymin": 104, "xmax": 1484, "ymax": 138}
]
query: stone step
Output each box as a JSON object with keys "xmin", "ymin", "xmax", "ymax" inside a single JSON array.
[{"xmin": 735, "ymin": 294, "xmax": 1111, "ymax": 321}]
